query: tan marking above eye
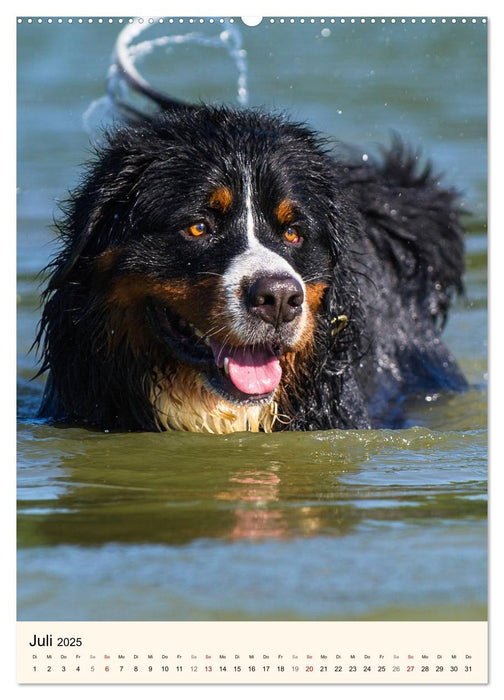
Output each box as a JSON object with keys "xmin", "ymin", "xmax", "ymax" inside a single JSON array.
[
  {"xmin": 209, "ymin": 186, "xmax": 233, "ymax": 213},
  {"xmin": 94, "ymin": 246, "xmax": 123, "ymax": 273},
  {"xmin": 275, "ymin": 199, "xmax": 295, "ymax": 225}
]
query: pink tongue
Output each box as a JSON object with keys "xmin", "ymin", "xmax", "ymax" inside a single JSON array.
[{"xmin": 210, "ymin": 342, "xmax": 282, "ymax": 395}]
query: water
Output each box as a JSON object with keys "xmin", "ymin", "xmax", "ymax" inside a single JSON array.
[{"xmin": 17, "ymin": 18, "xmax": 487, "ymax": 621}]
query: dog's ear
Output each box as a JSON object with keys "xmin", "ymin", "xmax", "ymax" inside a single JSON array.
[
  {"xmin": 287, "ymin": 194, "xmax": 369, "ymax": 431},
  {"xmin": 48, "ymin": 201, "xmax": 119, "ymax": 290},
  {"xmin": 321, "ymin": 197, "xmax": 364, "ymax": 358},
  {"xmin": 300, "ymin": 195, "xmax": 371, "ymax": 429},
  {"xmin": 47, "ymin": 146, "xmax": 138, "ymax": 290}
]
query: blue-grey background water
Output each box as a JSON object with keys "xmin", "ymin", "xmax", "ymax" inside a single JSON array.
[{"xmin": 17, "ymin": 18, "xmax": 487, "ymax": 621}]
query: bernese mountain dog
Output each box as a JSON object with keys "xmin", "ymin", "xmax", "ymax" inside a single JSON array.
[{"xmin": 36, "ymin": 49, "xmax": 467, "ymax": 434}]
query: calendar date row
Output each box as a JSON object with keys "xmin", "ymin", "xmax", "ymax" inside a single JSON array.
[{"xmin": 32, "ymin": 663, "xmax": 475, "ymax": 674}]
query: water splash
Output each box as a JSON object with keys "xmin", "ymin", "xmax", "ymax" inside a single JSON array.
[{"xmin": 83, "ymin": 19, "xmax": 249, "ymax": 138}]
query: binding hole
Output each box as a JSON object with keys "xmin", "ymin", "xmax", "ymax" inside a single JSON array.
[{"xmin": 241, "ymin": 17, "xmax": 262, "ymax": 27}]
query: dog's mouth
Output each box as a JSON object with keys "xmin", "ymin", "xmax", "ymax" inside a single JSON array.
[
  {"xmin": 147, "ymin": 302, "xmax": 283, "ymax": 404},
  {"xmin": 208, "ymin": 339, "xmax": 282, "ymax": 402}
]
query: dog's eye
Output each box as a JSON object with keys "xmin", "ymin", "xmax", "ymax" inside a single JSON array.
[
  {"xmin": 283, "ymin": 226, "xmax": 302, "ymax": 245},
  {"xmin": 186, "ymin": 222, "xmax": 209, "ymax": 238}
]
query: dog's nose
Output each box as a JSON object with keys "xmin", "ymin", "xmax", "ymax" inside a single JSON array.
[{"xmin": 246, "ymin": 276, "xmax": 304, "ymax": 326}]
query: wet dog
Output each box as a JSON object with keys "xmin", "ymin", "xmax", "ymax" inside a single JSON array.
[{"xmin": 36, "ymin": 50, "xmax": 467, "ymax": 434}]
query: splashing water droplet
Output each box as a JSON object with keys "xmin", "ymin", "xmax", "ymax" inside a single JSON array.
[{"xmin": 83, "ymin": 18, "xmax": 249, "ymax": 139}]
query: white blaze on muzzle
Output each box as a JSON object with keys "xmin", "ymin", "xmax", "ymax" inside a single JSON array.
[
  {"xmin": 224, "ymin": 181, "xmax": 306, "ymax": 327},
  {"xmin": 216, "ymin": 182, "xmax": 307, "ymax": 398}
]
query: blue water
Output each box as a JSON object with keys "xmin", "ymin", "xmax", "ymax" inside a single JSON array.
[{"xmin": 17, "ymin": 17, "xmax": 487, "ymax": 622}]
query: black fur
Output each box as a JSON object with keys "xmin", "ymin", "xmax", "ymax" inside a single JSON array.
[{"xmin": 36, "ymin": 106, "xmax": 467, "ymax": 432}]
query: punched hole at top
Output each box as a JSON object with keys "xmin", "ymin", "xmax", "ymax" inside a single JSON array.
[{"xmin": 241, "ymin": 17, "xmax": 263, "ymax": 27}]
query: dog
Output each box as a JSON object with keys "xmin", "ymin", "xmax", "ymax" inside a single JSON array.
[{"xmin": 36, "ymin": 50, "xmax": 467, "ymax": 434}]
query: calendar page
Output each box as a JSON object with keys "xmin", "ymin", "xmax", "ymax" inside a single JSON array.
[{"xmin": 16, "ymin": 11, "xmax": 488, "ymax": 686}]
